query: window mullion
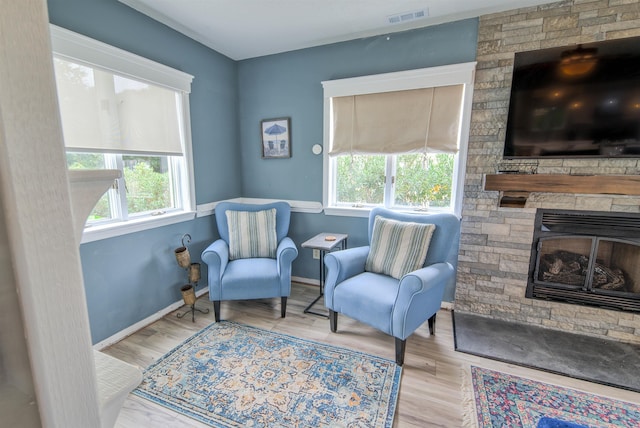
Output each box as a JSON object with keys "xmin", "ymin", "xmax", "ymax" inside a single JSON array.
[
  {"xmin": 328, "ymin": 156, "xmax": 337, "ymax": 207},
  {"xmin": 99, "ymin": 154, "xmax": 121, "ymax": 221},
  {"xmin": 169, "ymin": 156, "xmax": 183, "ymax": 211},
  {"xmin": 114, "ymin": 155, "xmax": 128, "ymax": 220},
  {"xmin": 384, "ymin": 155, "xmax": 395, "ymax": 208}
]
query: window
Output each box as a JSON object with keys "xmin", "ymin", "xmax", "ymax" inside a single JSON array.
[
  {"xmin": 322, "ymin": 63, "xmax": 476, "ymax": 217},
  {"xmin": 50, "ymin": 25, "xmax": 195, "ymax": 242}
]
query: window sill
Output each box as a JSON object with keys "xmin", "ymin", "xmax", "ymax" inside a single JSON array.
[
  {"xmin": 323, "ymin": 206, "xmax": 371, "ymax": 218},
  {"xmin": 323, "ymin": 205, "xmax": 456, "ymax": 218},
  {"xmin": 80, "ymin": 210, "xmax": 196, "ymax": 244}
]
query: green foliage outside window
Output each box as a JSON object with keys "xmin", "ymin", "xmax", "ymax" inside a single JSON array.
[
  {"xmin": 336, "ymin": 155, "xmax": 385, "ymax": 205},
  {"xmin": 67, "ymin": 153, "xmax": 171, "ymax": 221},
  {"xmin": 335, "ymin": 153, "xmax": 454, "ymax": 208},
  {"xmin": 123, "ymin": 158, "xmax": 171, "ymax": 214},
  {"xmin": 395, "ymin": 153, "xmax": 454, "ymax": 208},
  {"xmin": 67, "ymin": 153, "xmax": 111, "ymax": 221},
  {"xmin": 67, "ymin": 153, "xmax": 105, "ymax": 170}
]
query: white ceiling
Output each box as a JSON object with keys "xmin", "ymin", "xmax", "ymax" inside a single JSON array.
[{"xmin": 119, "ymin": 0, "xmax": 554, "ymax": 60}]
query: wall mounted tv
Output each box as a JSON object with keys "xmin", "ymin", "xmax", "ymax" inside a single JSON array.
[{"xmin": 504, "ymin": 36, "xmax": 640, "ymax": 159}]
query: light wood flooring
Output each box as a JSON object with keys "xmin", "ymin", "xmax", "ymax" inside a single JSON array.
[{"xmin": 105, "ymin": 282, "xmax": 640, "ymax": 427}]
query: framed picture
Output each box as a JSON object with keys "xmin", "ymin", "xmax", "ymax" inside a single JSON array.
[{"xmin": 261, "ymin": 117, "xmax": 291, "ymax": 158}]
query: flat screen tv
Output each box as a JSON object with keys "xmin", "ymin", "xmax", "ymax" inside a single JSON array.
[{"xmin": 504, "ymin": 37, "xmax": 640, "ymax": 159}]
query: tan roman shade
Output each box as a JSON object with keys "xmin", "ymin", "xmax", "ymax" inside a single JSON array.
[{"xmin": 329, "ymin": 85, "xmax": 464, "ymax": 156}]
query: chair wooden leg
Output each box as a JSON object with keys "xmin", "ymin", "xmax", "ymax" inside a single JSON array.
[
  {"xmin": 428, "ymin": 313, "xmax": 436, "ymax": 335},
  {"xmin": 395, "ymin": 338, "xmax": 406, "ymax": 366},
  {"xmin": 281, "ymin": 297, "xmax": 287, "ymax": 318},
  {"xmin": 213, "ymin": 301, "xmax": 221, "ymax": 322},
  {"xmin": 329, "ymin": 310, "xmax": 338, "ymax": 333}
]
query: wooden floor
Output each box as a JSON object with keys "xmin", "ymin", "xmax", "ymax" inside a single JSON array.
[{"xmin": 105, "ymin": 282, "xmax": 640, "ymax": 427}]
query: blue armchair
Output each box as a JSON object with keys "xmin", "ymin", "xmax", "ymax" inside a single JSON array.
[
  {"xmin": 201, "ymin": 201, "xmax": 298, "ymax": 321},
  {"xmin": 324, "ymin": 207, "xmax": 460, "ymax": 365}
]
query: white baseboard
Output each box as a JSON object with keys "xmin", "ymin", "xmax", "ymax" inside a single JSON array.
[
  {"xmin": 292, "ymin": 275, "xmax": 319, "ymax": 286},
  {"xmin": 93, "ymin": 287, "xmax": 209, "ymax": 350}
]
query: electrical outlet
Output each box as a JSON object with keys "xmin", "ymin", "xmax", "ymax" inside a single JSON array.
[{"xmin": 313, "ymin": 249, "xmax": 320, "ymax": 259}]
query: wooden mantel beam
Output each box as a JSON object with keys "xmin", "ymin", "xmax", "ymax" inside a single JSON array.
[{"xmin": 484, "ymin": 174, "xmax": 640, "ymax": 196}]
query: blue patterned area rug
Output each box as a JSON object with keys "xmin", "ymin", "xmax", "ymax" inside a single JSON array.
[
  {"xmin": 133, "ymin": 321, "xmax": 401, "ymax": 427},
  {"xmin": 464, "ymin": 366, "xmax": 640, "ymax": 428}
]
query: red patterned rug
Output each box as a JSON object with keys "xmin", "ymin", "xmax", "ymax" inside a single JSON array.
[{"xmin": 464, "ymin": 366, "xmax": 640, "ymax": 428}]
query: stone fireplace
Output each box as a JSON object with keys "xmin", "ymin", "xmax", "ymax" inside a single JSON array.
[
  {"xmin": 455, "ymin": 0, "xmax": 640, "ymax": 346},
  {"xmin": 528, "ymin": 209, "xmax": 640, "ymax": 312}
]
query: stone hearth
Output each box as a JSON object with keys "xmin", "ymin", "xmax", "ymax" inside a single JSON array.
[{"xmin": 453, "ymin": 312, "xmax": 640, "ymax": 392}]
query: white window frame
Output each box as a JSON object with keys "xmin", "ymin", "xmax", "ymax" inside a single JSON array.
[
  {"xmin": 321, "ymin": 62, "xmax": 476, "ymax": 218},
  {"xmin": 50, "ymin": 25, "xmax": 196, "ymax": 243}
]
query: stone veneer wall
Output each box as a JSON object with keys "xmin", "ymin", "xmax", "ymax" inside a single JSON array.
[{"xmin": 455, "ymin": 0, "xmax": 640, "ymax": 345}]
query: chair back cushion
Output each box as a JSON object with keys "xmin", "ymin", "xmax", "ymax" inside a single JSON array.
[
  {"xmin": 215, "ymin": 201, "xmax": 291, "ymax": 253},
  {"xmin": 368, "ymin": 207, "xmax": 460, "ymax": 270},
  {"xmin": 226, "ymin": 208, "xmax": 277, "ymax": 260},
  {"xmin": 365, "ymin": 215, "xmax": 435, "ymax": 279}
]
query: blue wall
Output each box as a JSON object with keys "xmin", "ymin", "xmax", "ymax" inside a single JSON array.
[
  {"xmin": 48, "ymin": 0, "xmax": 239, "ymax": 344},
  {"xmin": 80, "ymin": 218, "xmax": 215, "ymax": 342},
  {"xmin": 48, "ymin": 0, "xmax": 478, "ymax": 344},
  {"xmin": 237, "ymin": 19, "xmax": 479, "ymax": 282}
]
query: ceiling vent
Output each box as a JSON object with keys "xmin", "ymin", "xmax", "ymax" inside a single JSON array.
[{"xmin": 387, "ymin": 9, "xmax": 429, "ymax": 25}]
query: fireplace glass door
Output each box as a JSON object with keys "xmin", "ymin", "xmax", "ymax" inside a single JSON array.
[
  {"xmin": 527, "ymin": 209, "xmax": 640, "ymax": 312},
  {"xmin": 593, "ymin": 238, "xmax": 640, "ymax": 295},
  {"xmin": 535, "ymin": 236, "xmax": 593, "ymax": 289},
  {"xmin": 534, "ymin": 236, "xmax": 639, "ymax": 295}
]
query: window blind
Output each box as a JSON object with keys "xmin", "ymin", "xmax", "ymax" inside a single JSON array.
[
  {"xmin": 329, "ymin": 85, "xmax": 464, "ymax": 156},
  {"xmin": 54, "ymin": 57, "xmax": 184, "ymax": 156}
]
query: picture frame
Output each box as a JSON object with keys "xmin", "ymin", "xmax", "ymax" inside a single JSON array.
[{"xmin": 261, "ymin": 117, "xmax": 291, "ymax": 158}]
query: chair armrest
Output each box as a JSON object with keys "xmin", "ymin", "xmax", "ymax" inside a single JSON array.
[
  {"xmin": 277, "ymin": 237, "xmax": 298, "ymax": 296},
  {"xmin": 201, "ymin": 240, "xmax": 229, "ymax": 300},
  {"xmin": 399, "ymin": 263, "xmax": 454, "ymax": 294},
  {"xmin": 324, "ymin": 246, "xmax": 370, "ymax": 308},
  {"xmin": 392, "ymin": 262, "xmax": 454, "ymax": 339},
  {"xmin": 277, "ymin": 237, "xmax": 298, "ymax": 275},
  {"xmin": 201, "ymin": 239, "xmax": 229, "ymax": 270}
]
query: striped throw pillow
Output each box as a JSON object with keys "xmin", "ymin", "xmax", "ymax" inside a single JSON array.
[
  {"xmin": 226, "ymin": 209, "xmax": 278, "ymax": 260},
  {"xmin": 365, "ymin": 215, "xmax": 435, "ymax": 280}
]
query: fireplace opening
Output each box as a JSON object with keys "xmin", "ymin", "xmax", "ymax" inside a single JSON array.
[{"xmin": 527, "ymin": 209, "xmax": 640, "ymax": 312}]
